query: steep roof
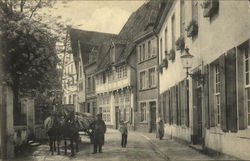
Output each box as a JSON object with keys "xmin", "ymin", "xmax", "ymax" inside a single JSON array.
[
  {"xmin": 96, "ymin": 0, "xmax": 164, "ymax": 71},
  {"xmin": 69, "ymin": 28, "xmax": 117, "ymax": 66}
]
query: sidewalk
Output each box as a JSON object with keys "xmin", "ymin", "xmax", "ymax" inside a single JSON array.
[{"xmin": 135, "ymin": 131, "xmax": 238, "ymax": 161}]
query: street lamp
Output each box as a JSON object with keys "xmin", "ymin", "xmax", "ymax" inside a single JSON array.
[
  {"xmin": 180, "ymin": 48, "xmax": 206, "ymax": 85},
  {"xmin": 180, "ymin": 48, "xmax": 194, "ymax": 77}
]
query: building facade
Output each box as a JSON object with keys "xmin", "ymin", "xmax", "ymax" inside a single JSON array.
[
  {"xmin": 69, "ymin": 29, "xmax": 116, "ymax": 115},
  {"xmin": 157, "ymin": 0, "xmax": 250, "ymax": 159},
  {"xmin": 135, "ymin": 35, "xmax": 158, "ymax": 133},
  {"xmin": 95, "ymin": 40, "xmax": 137, "ymax": 129},
  {"xmin": 61, "ymin": 52, "xmax": 78, "ymax": 111},
  {"xmin": 84, "ymin": 47, "xmax": 97, "ymax": 116}
]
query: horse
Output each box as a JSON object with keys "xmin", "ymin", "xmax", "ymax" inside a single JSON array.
[
  {"xmin": 61, "ymin": 112, "xmax": 80, "ymax": 156},
  {"xmin": 44, "ymin": 114, "xmax": 63, "ymax": 155}
]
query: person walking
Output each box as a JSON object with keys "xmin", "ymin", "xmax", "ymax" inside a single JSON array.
[
  {"xmin": 119, "ymin": 120, "xmax": 128, "ymax": 148},
  {"xmin": 158, "ymin": 118, "xmax": 164, "ymax": 140},
  {"xmin": 92, "ymin": 114, "xmax": 106, "ymax": 154}
]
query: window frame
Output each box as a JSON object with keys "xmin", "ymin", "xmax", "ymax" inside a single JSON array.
[
  {"xmin": 140, "ymin": 102, "xmax": 147, "ymax": 122},
  {"xmin": 214, "ymin": 64, "xmax": 221, "ymax": 126}
]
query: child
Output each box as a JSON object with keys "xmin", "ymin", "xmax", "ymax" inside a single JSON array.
[{"xmin": 119, "ymin": 120, "xmax": 128, "ymax": 148}]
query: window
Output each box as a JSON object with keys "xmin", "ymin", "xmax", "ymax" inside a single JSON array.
[
  {"xmin": 93, "ymin": 102, "xmax": 96, "ymax": 116},
  {"xmin": 149, "ymin": 68, "xmax": 156, "ymax": 88},
  {"xmin": 87, "ymin": 77, "xmax": 91, "ymax": 92},
  {"xmin": 139, "ymin": 45, "xmax": 142, "ymax": 62},
  {"xmin": 160, "ymin": 38, "xmax": 163, "ymax": 63},
  {"xmin": 165, "ymin": 27, "xmax": 168, "ymax": 52},
  {"xmin": 148, "ymin": 41, "xmax": 151, "ymax": 58},
  {"xmin": 244, "ymin": 45, "xmax": 250, "ymax": 126},
  {"xmin": 141, "ymin": 103, "xmax": 147, "ymax": 122},
  {"xmin": 69, "ymin": 95, "xmax": 72, "ymax": 104},
  {"xmin": 92, "ymin": 77, "xmax": 95, "ymax": 91},
  {"xmin": 125, "ymin": 93, "xmax": 130, "ymax": 102},
  {"xmin": 215, "ymin": 64, "xmax": 221, "ymax": 125},
  {"xmin": 123, "ymin": 66, "xmax": 127, "ymax": 77},
  {"xmin": 71, "ymin": 64, "xmax": 73, "ymax": 74},
  {"xmin": 87, "ymin": 103, "xmax": 90, "ymax": 113},
  {"xmin": 142, "ymin": 43, "xmax": 145, "ymax": 61},
  {"xmin": 171, "ymin": 14, "xmax": 176, "ymax": 49},
  {"xmin": 139, "ymin": 71, "xmax": 146, "ymax": 90},
  {"xmin": 102, "ymin": 72, "xmax": 106, "ymax": 83},
  {"xmin": 73, "ymin": 95, "xmax": 76, "ymax": 105}
]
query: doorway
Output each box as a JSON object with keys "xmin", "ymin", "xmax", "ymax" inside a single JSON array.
[
  {"xmin": 115, "ymin": 106, "xmax": 120, "ymax": 129},
  {"xmin": 193, "ymin": 86, "xmax": 203, "ymax": 144},
  {"xmin": 150, "ymin": 102, "xmax": 156, "ymax": 133}
]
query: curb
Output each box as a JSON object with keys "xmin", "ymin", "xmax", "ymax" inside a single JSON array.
[{"xmin": 139, "ymin": 134, "xmax": 171, "ymax": 161}]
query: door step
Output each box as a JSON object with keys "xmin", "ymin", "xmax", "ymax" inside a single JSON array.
[{"xmin": 189, "ymin": 144, "xmax": 203, "ymax": 152}]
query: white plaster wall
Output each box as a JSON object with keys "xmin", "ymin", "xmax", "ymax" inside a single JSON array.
[
  {"xmin": 205, "ymin": 128, "xmax": 250, "ymax": 160},
  {"xmin": 158, "ymin": 0, "xmax": 187, "ymax": 95},
  {"xmin": 164, "ymin": 124, "xmax": 191, "ymax": 142},
  {"xmin": 187, "ymin": 1, "xmax": 250, "ymax": 68}
]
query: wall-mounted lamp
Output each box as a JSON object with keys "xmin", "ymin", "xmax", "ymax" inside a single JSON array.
[
  {"xmin": 180, "ymin": 48, "xmax": 194, "ymax": 77},
  {"xmin": 180, "ymin": 48, "xmax": 206, "ymax": 85}
]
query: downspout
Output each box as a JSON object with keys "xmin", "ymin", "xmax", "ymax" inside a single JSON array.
[
  {"xmin": 153, "ymin": 30, "xmax": 160, "ymax": 138},
  {"xmin": 125, "ymin": 58, "xmax": 137, "ymax": 131}
]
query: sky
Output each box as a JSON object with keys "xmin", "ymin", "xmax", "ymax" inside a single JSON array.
[{"xmin": 43, "ymin": 0, "xmax": 147, "ymax": 34}]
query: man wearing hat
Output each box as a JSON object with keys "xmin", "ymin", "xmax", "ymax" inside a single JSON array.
[{"xmin": 92, "ymin": 114, "xmax": 106, "ymax": 154}]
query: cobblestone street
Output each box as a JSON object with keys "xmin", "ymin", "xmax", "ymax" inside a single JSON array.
[{"xmin": 6, "ymin": 129, "xmax": 236, "ymax": 161}]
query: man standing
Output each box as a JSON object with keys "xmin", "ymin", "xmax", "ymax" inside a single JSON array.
[
  {"xmin": 119, "ymin": 120, "xmax": 128, "ymax": 148},
  {"xmin": 92, "ymin": 114, "xmax": 106, "ymax": 154}
]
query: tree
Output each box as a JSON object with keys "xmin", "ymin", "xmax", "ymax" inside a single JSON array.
[{"xmin": 0, "ymin": 1, "xmax": 62, "ymax": 118}]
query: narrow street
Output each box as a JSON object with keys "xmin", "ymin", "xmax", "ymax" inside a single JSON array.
[{"xmin": 11, "ymin": 129, "xmax": 233, "ymax": 161}]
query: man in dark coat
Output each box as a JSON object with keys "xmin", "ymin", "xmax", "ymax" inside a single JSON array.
[{"xmin": 92, "ymin": 114, "xmax": 106, "ymax": 154}]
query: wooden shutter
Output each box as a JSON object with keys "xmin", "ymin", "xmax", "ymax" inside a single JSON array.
[
  {"xmin": 173, "ymin": 86, "xmax": 177, "ymax": 125},
  {"xmin": 204, "ymin": 65, "xmax": 210, "ymax": 129},
  {"xmin": 178, "ymin": 83, "xmax": 181, "ymax": 126},
  {"xmin": 238, "ymin": 41, "xmax": 249, "ymax": 129},
  {"xmin": 226, "ymin": 48, "xmax": 238, "ymax": 132},
  {"xmin": 219, "ymin": 54, "xmax": 228, "ymax": 132},
  {"xmin": 162, "ymin": 93, "xmax": 166, "ymax": 122},
  {"xmin": 185, "ymin": 79, "xmax": 190, "ymax": 127},
  {"xmin": 170, "ymin": 87, "xmax": 173, "ymax": 124},
  {"xmin": 180, "ymin": 81, "xmax": 184, "ymax": 125},
  {"xmin": 209, "ymin": 64, "xmax": 215, "ymax": 127},
  {"xmin": 166, "ymin": 91, "xmax": 170, "ymax": 124}
]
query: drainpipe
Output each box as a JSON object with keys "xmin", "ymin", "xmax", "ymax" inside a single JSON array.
[
  {"xmin": 153, "ymin": 30, "xmax": 160, "ymax": 138},
  {"xmin": 125, "ymin": 59, "xmax": 137, "ymax": 131}
]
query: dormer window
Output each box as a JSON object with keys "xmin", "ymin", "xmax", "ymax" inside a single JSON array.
[{"xmin": 89, "ymin": 47, "xmax": 97, "ymax": 64}]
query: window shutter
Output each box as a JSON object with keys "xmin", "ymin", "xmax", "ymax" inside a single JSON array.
[
  {"xmin": 162, "ymin": 93, "xmax": 166, "ymax": 123},
  {"xmin": 180, "ymin": 81, "xmax": 185, "ymax": 125},
  {"xmin": 237, "ymin": 41, "xmax": 249, "ymax": 130},
  {"xmin": 174, "ymin": 86, "xmax": 177, "ymax": 125},
  {"xmin": 185, "ymin": 79, "xmax": 190, "ymax": 127},
  {"xmin": 166, "ymin": 91, "xmax": 170, "ymax": 124},
  {"xmin": 170, "ymin": 87, "xmax": 173, "ymax": 124},
  {"xmin": 209, "ymin": 64, "xmax": 215, "ymax": 127},
  {"xmin": 204, "ymin": 65, "xmax": 210, "ymax": 129},
  {"xmin": 146, "ymin": 71, "xmax": 149, "ymax": 89},
  {"xmin": 177, "ymin": 83, "xmax": 181, "ymax": 125},
  {"xmin": 226, "ymin": 48, "xmax": 238, "ymax": 132},
  {"xmin": 152, "ymin": 38, "xmax": 156, "ymax": 56},
  {"xmin": 219, "ymin": 54, "xmax": 228, "ymax": 132}
]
